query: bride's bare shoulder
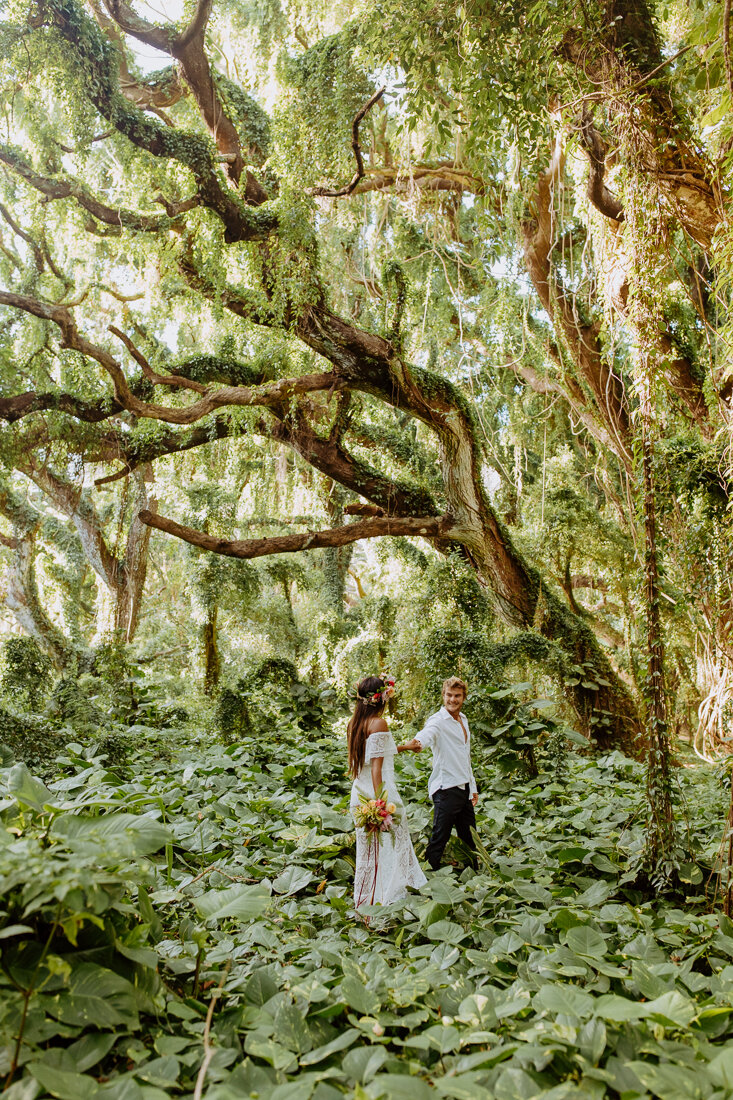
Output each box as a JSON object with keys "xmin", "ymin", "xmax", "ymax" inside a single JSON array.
[{"xmin": 366, "ymin": 718, "xmax": 389, "ymax": 736}]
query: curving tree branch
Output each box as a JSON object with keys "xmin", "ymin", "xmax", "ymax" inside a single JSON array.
[
  {"xmin": 579, "ymin": 110, "xmax": 625, "ymax": 222},
  {"xmin": 312, "ymin": 87, "xmax": 386, "ymax": 197},
  {"xmin": 0, "ymin": 144, "xmax": 174, "ymax": 232},
  {"xmin": 139, "ymin": 508, "xmax": 453, "ymax": 559}
]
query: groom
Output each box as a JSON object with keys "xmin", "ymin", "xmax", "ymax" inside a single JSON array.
[{"xmin": 400, "ymin": 676, "xmax": 478, "ymax": 870}]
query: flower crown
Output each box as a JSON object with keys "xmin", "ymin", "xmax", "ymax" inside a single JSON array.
[{"xmin": 357, "ymin": 676, "xmax": 396, "ymax": 706}]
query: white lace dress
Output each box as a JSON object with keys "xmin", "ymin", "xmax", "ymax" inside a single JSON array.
[{"xmin": 351, "ymin": 730, "xmax": 427, "ymax": 908}]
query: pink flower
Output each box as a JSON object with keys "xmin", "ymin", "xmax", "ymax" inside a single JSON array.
[{"xmin": 380, "ymin": 814, "xmax": 393, "ymax": 830}]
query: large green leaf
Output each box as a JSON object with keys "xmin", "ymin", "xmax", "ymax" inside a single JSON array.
[
  {"xmin": 44, "ymin": 964, "xmax": 139, "ymax": 1029},
  {"xmin": 6, "ymin": 764, "xmax": 54, "ymax": 811},
  {"xmin": 342, "ymin": 1046, "xmax": 387, "ymax": 1084},
  {"xmin": 272, "ymin": 1001, "xmax": 312, "ymax": 1054},
  {"xmin": 644, "ymin": 991, "xmax": 696, "ymax": 1028},
  {"xmin": 193, "ymin": 882, "xmax": 271, "ymax": 921},
  {"xmin": 563, "ymin": 926, "xmax": 608, "ymax": 960},
  {"xmin": 369, "ymin": 1075, "xmax": 432, "ymax": 1099},
  {"xmin": 533, "ymin": 983, "xmax": 594, "ymax": 1018},
  {"xmin": 592, "ymin": 994, "xmax": 648, "ymax": 1022},
  {"xmin": 300, "ymin": 1028, "xmax": 360, "ymax": 1066},
  {"xmin": 339, "ymin": 975, "xmax": 381, "ymax": 1015},
  {"xmin": 27, "ymin": 1064, "xmax": 99, "ymax": 1100},
  {"xmin": 52, "ymin": 813, "xmax": 170, "ymax": 857},
  {"xmin": 272, "ymin": 865, "xmax": 315, "ymax": 895}
]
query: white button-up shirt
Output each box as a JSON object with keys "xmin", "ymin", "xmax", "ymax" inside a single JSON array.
[{"xmin": 415, "ymin": 705, "xmax": 477, "ymax": 799}]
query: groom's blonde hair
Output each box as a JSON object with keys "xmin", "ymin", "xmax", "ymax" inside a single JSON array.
[{"xmin": 442, "ymin": 676, "xmax": 467, "ymax": 698}]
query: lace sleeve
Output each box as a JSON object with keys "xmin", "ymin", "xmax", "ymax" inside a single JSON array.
[{"xmin": 364, "ymin": 731, "xmax": 396, "ymax": 761}]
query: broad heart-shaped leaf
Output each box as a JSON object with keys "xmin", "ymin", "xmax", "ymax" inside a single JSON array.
[
  {"xmin": 492, "ymin": 1066, "xmax": 545, "ymax": 1100},
  {"xmin": 592, "ymin": 994, "xmax": 648, "ymax": 1022},
  {"xmin": 300, "ymin": 1028, "xmax": 360, "ymax": 1066},
  {"xmin": 272, "ymin": 1001, "xmax": 312, "ymax": 1054},
  {"xmin": 341, "ymin": 1045, "xmax": 387, "ymax": 1084},
  {"xmin": 6, "ymin": 763, "xmax": 54, "ymax": 811},
  {"xmin": 27, "ymin": 1063, "xmax": 100, "ymax": 1100},
  {"xmin": 533, "ymin": 982, "xmax": 595, "ymax": 1018},
  {"xmin": 368, "ymin": 1074, "xmax": 432, "ymax": 1100},
  {"xmin": 43, "ymin": 963, "xmax": 139, "ymax": 1029},
  {"xmin": 52, "ymin": 813, "xmax": 170, "ymax": 857},
  {"xmin": 338, "ymin": 975, "xmax": 381, "ymax": 1015},
  {"xmin": 243, "ymin": 1034, "xmax": 297, "ymax": 1072},
  {"xmin": 194, "ymin": 882, "xmax": 271, "ymax": 922},
  {"xmin": 66, "ymin": 1032, "xmax": 117, "ymax": 1073},
  {"xmin": 643, "ymin": 991, "xmax": 696, "ymax": 1028},
  {"xmin": 624, "ymin": 1060, "xmax": 707, "ymax": 1100},
  {"xmin": 577, "ymin": 1017, "xmax": 607, "ymax": 1065},
  {"xmin": 272, "ymin": 865, "xmax": 315, "ymax": 896},
  {"xmin": 708, "ymin": 1047, "xmax": 733, "ymax": 1088},
  {"xmin": 97, "ymin": 1080, "xmax": 144, "ymax": 1100},
  {"xmin": 564, "ymin": 926, "xmax": 608, "ymax": 959}
]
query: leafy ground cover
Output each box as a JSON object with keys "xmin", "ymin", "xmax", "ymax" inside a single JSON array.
[{"xmin": 2, "ymin": 721, "xmax": 733, "ymax": 1100}]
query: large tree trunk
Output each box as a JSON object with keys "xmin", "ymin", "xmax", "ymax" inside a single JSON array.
[
  {"xmin": 114, "ymin": 468, "xmax": 156, "ymax": 641},
  {"xmin": 3, "ymin": 533, "xmax": 75, "ymax": 670},
  {"xmin": 639, "ymin": 388, "xmax": 675, "ymax": 868}
]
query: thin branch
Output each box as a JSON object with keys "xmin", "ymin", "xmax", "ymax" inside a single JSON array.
[
  {"xmin": 108, "ymin": 325, "xmax": 207, "ymax": 393},
  {"xmin": 0, "ymin": 286, "xmax": 339, "ymax": 425},
  {"xmin": 312, "ymin": 88, "xmax": 386, "ymax": 197},
  {"xmin": 139, "ymin": 509, "xmax": 453, "ymax": 558},
  {"xmin": 193, "ymin": 958, "xmax": 231, "ymax": 1100},
  {"xmin": 0, "ymin": 145, "xmax": 171, "ymax": 232},
  {"xmin": 0, "ymin": 204, "xmax": 44, "ymax": 270}
]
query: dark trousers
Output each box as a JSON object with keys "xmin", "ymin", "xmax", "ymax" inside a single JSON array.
[{"xmin": 426, "ymin": 784, "xmax": 476, "ymax": 870}]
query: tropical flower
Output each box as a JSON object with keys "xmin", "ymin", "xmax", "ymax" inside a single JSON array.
[{"xmin": 353, "ymin": 784, "xmax": 401, "ymax": 844}]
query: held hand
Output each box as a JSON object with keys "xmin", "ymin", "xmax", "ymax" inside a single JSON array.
[
  {"xmin": 471, "ymin": 792, "xmax": 479, "ymax": 807},
  {"xmin": 398, "ymin": 739, "xmax": 422, "ymax": 753}
]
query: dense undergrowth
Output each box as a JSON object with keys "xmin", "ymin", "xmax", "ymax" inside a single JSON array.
[{"xmin": 2, "ymin": 711, "xmax": 733, "ymax": 1100}]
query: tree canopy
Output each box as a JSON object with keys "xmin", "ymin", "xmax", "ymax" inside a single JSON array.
[{"xmin": 0, "ymin": 0, "xmax": 731, "ymax": 757}]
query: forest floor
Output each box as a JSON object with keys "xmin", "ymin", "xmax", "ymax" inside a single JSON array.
[{"xmin": 2, "ymin": 725, "xmax": 733, "ymax": 1099}]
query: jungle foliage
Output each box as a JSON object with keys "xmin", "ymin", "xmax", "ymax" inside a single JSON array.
[{"xmin": 2, "ymin": 0, "xmax": 733, "ymax": 1093}]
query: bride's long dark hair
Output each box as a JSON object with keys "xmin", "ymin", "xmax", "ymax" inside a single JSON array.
[{"xmin": 347, "ymin": 675, "xmax": 387, "ymax": 777}]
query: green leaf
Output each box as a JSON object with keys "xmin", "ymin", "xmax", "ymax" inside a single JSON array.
[
  {"xmin": 533, "ymin": 983, "xmax": 594, "ymax": 1018},
  {"xmin": 564, "ymin": 926, "xmax": 608, "ymax": 959},
  {"xmin": 708, "ymin": 1047, "xmax": 733, "ymax": 1088},
  {"xmin": 339, "ymin": 975, "xmax": 381, "ymax": 1015},
  {"xmin": 624, "ymin": 1061, "xmax": 703, "ymax": 1100},
  {"xmin": 644, "ymin": 991, "xmax": 696, "ymax": 1028},
  {"xmin": 135, "ymin": 1057, "xmax": 180, "ymax": 1086},
  {"xmin": 66, "ymin": 1033, "xmax": 117, "ymax": 1073},
  {"xmin": 342, "ymin": 1045, "xmax": 387, "ymax": 1084},
  {"xmin": 193, "ymin": 882, "xmax": 271, "ymax": 921},
  {"xmin": 272, "ymin": 1001, "xmax": 312, "ymax": 1054},
  {"xmin": 45, "ymin": 964, "xmax": 139, "ymax": 1029},
  {"xmin": 677, "ymin": 862, "xmax": 703, "ymax": 884},
  {"xmin": 577, "ymin": 1017, "xmax": 606, "ymax": 1064},
  {"xmin": 7, "ymin": 764, "xmax": 54, "ymax": 811},
  {"xmin": 0, "ymin": 923, "xmax": 34, "ymax": 939},
  {"xmin": 592, "ymin": 994, "xmax": 647, "ymax": 1022},
  {"xmin": 300, "ymin": 1028, "xmax": 360, "ymax": 1065},
  {"xmin": 243, "ymin": 1035, "xmax": 297, "ymax": 1072},
  {"xmin": 369, "ymin": 1075, "xmax": 432, "ymax": 1099},
  {"xmin": 27, "ymin": 1064, "xmax": 99, "ymax": 1100},
  {"xmin": 272, "ymin": 865, "xmax": 315, "ymax": 895},
  {"xmin": 52, "ymin": 813, "xmax": 171, "ymax": 857}
]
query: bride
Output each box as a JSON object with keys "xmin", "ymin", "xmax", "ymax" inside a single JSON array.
[{"xmin": 348, "ymin": 675, "xmax": 427, "ymax": 909}]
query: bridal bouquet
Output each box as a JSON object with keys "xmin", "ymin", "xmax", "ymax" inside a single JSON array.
[{"xmin": 354, "ymin": 784, "xmax": 401, "ymax": 841}]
